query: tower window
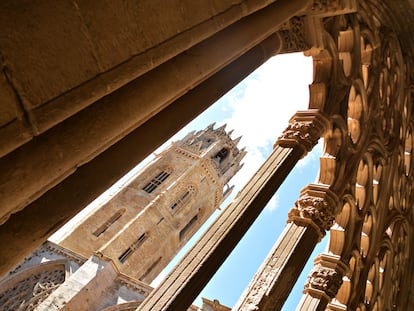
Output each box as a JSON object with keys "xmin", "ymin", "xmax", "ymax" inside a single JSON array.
[
  {"xmin": 142, "ymin": 170, "xmax": 171, "ymax": 193},
  {"xmin": 170, "ymin": 191, "xmax": 189, "ymax": 210},
  {"xmin": 179, "ymin": 215, "xmax": 198, "ymax": 240},
  {"xmin": 214, "ymin": 148, "xmax": 229, "ymax": 163},
  {"xmin": 92, "ymin": 209, "xmax": 125, "ymax": 237},
  {"xmin": 118, "ymin": 232, "xmax": 148, "ymax": 263},
  {"xmin": 139, "ymin": 257, "xmax": 162, "ymax": 281},
  {"xmin": 170, "ymin": 185, "xmax": 196, "ymax": 210}
]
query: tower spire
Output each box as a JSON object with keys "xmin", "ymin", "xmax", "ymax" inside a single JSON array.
[{"xmin": 232, "ymin": 136, "xmax": 242, "ymax": 146}]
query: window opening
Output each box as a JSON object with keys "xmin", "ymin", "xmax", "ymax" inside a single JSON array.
[
  {"xmin": 214, "ymin": 148, "xmax": 229, "ymax": 163},
  {"xmin": 142, "ymin": 170, "xmax": 171, "ymax": 193},
  {"xmin": 179, "ymin": 215, "xmax": 198, "ymax": 240},
  {"xmin": 170, "ymin": 192, "xmax": 189, "ymax": 210},
  {"xmin": 118, "ymin": 232, "xmax": 148, "ymax": 263},
  {"xmin": 139, "ymin": 257, "xmax": 162, "ymax": 281},
  {"xmin": 170, "ymin": 185, "xmax": 196, "ymax": 210},
  {"xmin": 92, "ymin": 209, "xmax": 125, "ymax": 237}
]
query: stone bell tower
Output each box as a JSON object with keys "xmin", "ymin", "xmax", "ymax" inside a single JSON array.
[
  {"xmin": 57, "ymin": 123, "xmax": 245, "ymax": 283},
  {"xmin": 0, "ymin": 124, "xmax": 244, "ymax": 310}
]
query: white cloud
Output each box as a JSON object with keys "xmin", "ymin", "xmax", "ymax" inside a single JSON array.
[
  {"xmin": 222, "ymin": 53, "xmax": 313, "ymax": 192},
  {"xmin": 52, "ymin": 52, "xmax": 314, "ymax": 285},
  {"xmin": 266, "ymin": 194, "xmax": 280, "ymax": 212}
]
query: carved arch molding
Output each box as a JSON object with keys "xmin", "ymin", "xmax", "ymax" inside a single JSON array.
[
  {"xmin": 295, "ymin": 0, "xmax": 414, "ymax": 309},
  {"xmin": 0, "ymin": 260, "xmax": 67, "ymax": 310}
]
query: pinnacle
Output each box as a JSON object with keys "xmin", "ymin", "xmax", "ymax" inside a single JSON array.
[
  {"xmin": 216, "ymin": 124, "xmax": 227, "ymax": 133},
  {"xmin": 232, "ymin": 136, "xmax": 242, "ymax": 145},
  {"xmin": 207, "ymin": 122, "xmax": 216, "ymax": 130}
]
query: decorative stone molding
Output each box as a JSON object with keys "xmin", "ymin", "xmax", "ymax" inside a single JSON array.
[
  {"xmin": 200, "ymin": 158, "xmax": 224, "ymax": 207},
  {"xmin": 304, "ymin": 254, "xmax": 348, "ymax": 300},
  {"xmin": 0, "ymin": 261, "xmax": 66, "ymax": 310},
  {"xmin": 275, "ymin": 110, "xmax": 329, "ymax": 156},
  {"xmin": 308, "ymin": 0, "xmax": 357, "ymax": 17},
  {"xmin": 45, "ymin": 241, "xmax": 86, "ymax": 265},
  {"xmin": 100, "ymin": 301, "xmax": 141, "ymax": 311},
  {"xmin": 288, "ymin": 184, "xmax": 340, "ymax": 239},
  {"xmin": 173, "ymin": 145, "xmax": 200, "ymax": 159},
  {"xmin": 117, "ymin": 276, "xmax": 152, "ymax": 297},
  {"xmin": 306, "ymin": 266, "xmax": 342, "ymax": 298},
  {"xmin": 295, "ymin": 1, "xmax": 414, "ymax": 309},
  {"xmin": 277, "ymin": 16, "xmax": 310, "ymax": 53}
]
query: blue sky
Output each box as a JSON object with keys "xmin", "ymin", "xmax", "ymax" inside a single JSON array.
[
  {"xmin": 53, "ymin": 52, "xmax": 328, "ymax": 310},
  {"xmin": 149, "ymin": 53, "xmax": 328, "ymax": 309}
]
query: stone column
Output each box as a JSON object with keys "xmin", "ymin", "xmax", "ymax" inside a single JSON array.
[
  {"xmin": 296, "ymin": 254, "xmax": 348, "ymax": 311},
  {"xmin": 137, "ymin": 110, "xmax": 329, "ymax": 311},
  {"xmin": 0, "ymin": 0, "xmax": 307, "ymax": 277},
  {"xmin": 234, "ymin": 184, "xmax": 339, "ymax": 310},
  {"xmin": 232, "ymin": 110, "xmax": 334, "ymax": 310}
]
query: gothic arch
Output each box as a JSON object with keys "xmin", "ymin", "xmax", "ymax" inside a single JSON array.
[
  {"xmin": 299, "ymin": 1, "xmax": 414, "ymax": 309},
  {"xmin": 0, "ymin": 260, "xmax": 68, "ymax": 310}
]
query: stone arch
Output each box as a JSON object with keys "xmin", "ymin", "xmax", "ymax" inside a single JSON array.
[{"xmin": 0, "ymin": 259, "xmax": 68, "ymax": 310}]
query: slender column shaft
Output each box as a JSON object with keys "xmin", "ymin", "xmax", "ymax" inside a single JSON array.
[
  {"xmin": 296, "ymin": 295, "xmax": 324, "ymax": 311},
  {"xmin": 296, "ymin": 294, "xmax": 330, "ymax": 311},
  {"xmin": 233, "ymin": 183, "xmax": 339, "ymax": 310},
  {"xmin": 0, "ymin": 33, "xmax": 281, "ymax": 277},
  {"xmin": 234, "ymin": 223, "xmax": 320, "ymax": 310},
  {"xmin": 138, "ymin": 107, "xmax": 329, "ymax": 310},
  {"xmin": 232, "ymin": 110, "xmax": 332, "ymax": 310},
  {"xmin": 137, "ymin": 145, "xmax": 305, "ymax": 311},
  {"xmin": 295, "ymin": 254, "xmax": 348, "ymax": 311},
  {"xmin": 0, "ymin": 0, "xmax": 309, "ymax": 226}
]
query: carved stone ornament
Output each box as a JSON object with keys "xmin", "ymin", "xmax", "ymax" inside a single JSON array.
[
  {"xmin": 303, "ymin": 254, "xmax": 348, "ymax": 300},
  {"xmin": 276, "ymin": 110, "xmax": 329, "ymax": 155},
  {"xmin": 277, "ymin": 16, "xmax": 310, "ymax": 53},
  {"xmin": 0, "ymin": 264, "xmax": 66, "ymax": 310},
  {"xmin": 309, "ymin": 0, "xmax": 357, "ymax": 17},
  {"xmin": 288, "ymin": 184, "xmax": 339, "ymax": 238},
  {"xmin": 305, "ymin": 264, "xmax": 343, "ymax": 299}
]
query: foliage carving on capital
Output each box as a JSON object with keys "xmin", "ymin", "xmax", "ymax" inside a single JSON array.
[
  {"xmin": 276, "ymin": 110, "xmax": 329, "ymax": 155},
  {"xmin": 303, "ymin": 254, "xmax": 348, "ymax": 300},
  {"xmin": 288, "ymin": 184, "xmax": 339, "ymax": 238},
  {"xmin": 305, "ymin": 264, "xmax": 343, "ymax": 298},
  {"xmin": 277, "ymin": 16, "xmax": 310, "ymax": 53},
  {"xmin": 308, "ymin": 0, "xmax": 357, "ymax": 17}
]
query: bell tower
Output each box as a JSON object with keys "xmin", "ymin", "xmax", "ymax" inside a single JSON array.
[{"xmin": 57, "ymin": 123, "xmax": 245, "ymax": 283}]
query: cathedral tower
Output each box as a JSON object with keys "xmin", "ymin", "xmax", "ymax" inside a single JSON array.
[
  {"xmin": 0, "ymin": 124, "xmax": 244, "ymax": 310},
  {"xmin": 57, "ymin": 123, "xmax": 245, "ymax": 283}
]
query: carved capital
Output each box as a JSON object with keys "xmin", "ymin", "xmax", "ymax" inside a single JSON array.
[
  {"xmin": 288, "ymin": 184, "xmax": 339, "ymax": 239},
  {"xmin": 304, "ymin": 254, "xmax": 348, "ymax": 300},
  {"xmin": 275, "ymin": 110, "xmax": 329, "ymax": 156},
  {"xmin": 308, "ymin": 0, "xmax": 357, "ymax": 17},
  {"xmin": 277, "ymin": 16, "xmax": 310, "ymax": 53},
  {"xmin": 306, "ymin": 265, "xmax": 342, "ymax": 298}
]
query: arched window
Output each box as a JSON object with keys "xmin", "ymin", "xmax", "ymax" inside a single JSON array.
[
  {"xmin": 170, "ymin": 185, "xmax": 196, "ymax": 210},
  {"xmin": 142, "ymin": 169, "xmax": 172, "ymax": 193},
  {"xmin": 213, "ymin": 148, "xmax": 229, "ymax": 163},
  {"xmin": 118, "ymin": 232, "xmax": 148, "ymax": 263},
  {"xmin": 93, "ymin": 208, "xmax": 125, "ymax": 237}
]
